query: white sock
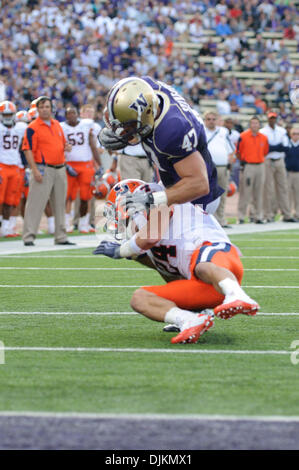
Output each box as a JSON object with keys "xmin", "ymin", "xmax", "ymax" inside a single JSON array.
[
  {"xmin": 164, "ymin": 307, "xmax": 196, "ymax": 329},
  {"xmin": 78, "ymin": 214, "xmax": 88, "ymax": 231},
  {"xmin": 86, "ymin": 212, "xmax": 90, "ymax": 226},
  {"xmin": 65, "ymin": 213, "xmax": 71, "ymax": 225},
  {"xmin": 218, "ymin": 278, "xmax": 246, "ymax": 298},
  {"xmin": 48, "ymin": 216, "xmax": 55, "ymax": 234},
  {"xmin": 1, "ymin": 219, "xmax": 10, "ymax": 236},
  {"xmin": 9, "ymin": 216, "xmax": 16, "ymax": 231}
]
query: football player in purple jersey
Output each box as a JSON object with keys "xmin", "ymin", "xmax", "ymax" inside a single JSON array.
[{"xmin": 99, "ymin": 76, "xmax": 224, "ymax": 215}]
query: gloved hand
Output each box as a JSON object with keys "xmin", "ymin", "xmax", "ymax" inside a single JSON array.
[
  {"xmin": 93, "ymin": 240, "xmax": 121, "ymax": 258},
  {"xmin": 66, "ymin": 164, "xmax": 78, "ymax": 177},
  {"xmin": 95, "ymin": 166, "xmax": 104, "ymax": 178},
  {"xmin": 119, "ymin": 191, "xmax": 155, "ymax": 216},
  {"xmin": 24, "ymin": 169, "xmax": 30, "ymax": 187},
  {"xmin": 99, "ymin": 127, "xmax": 127, "ymax": 151}
]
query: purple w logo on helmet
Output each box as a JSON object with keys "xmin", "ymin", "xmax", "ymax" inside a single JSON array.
[{"xmin": 129, "ymin": 93, "xmax": 148, "ymax": 112}]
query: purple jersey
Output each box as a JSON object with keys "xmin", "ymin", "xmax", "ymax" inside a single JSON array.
[{"xmin": 141, "ymin": 76, "xmax": 224, "ymax": 207}]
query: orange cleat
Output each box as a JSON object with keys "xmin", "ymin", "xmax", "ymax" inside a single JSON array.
[
  {"xmin": 5, "ymin": 233, "xmax": 20, "ymax": 238},
  {"xmin": 171, "ymin": 313, "xmax": 214, "ymax": 344},
  {"xmin": 214, "ymin": 299, "xmax": 259, "ymax": 320}
]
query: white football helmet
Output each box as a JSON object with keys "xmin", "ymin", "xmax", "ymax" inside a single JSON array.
[
  {"xmin": 104, "ymin": 179, "xmax": 146, "ymax": 240},
  {"xmin": 28, "ymin": 107, "xmax": 38, "ymax": 121},
  {"xmin": 16, "ymin": 110, "xmax": 31, "ymax": 124},
  {"xmin": 104, "ymin": 77, "xmax": 159, "ymax": 145},
  {"xmin": 0, "ymin": 100, "xmax": 17, "ymax": 126}
]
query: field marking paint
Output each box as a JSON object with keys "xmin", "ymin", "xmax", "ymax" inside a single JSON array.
[
  {"xmin": 242, "ymin": 256, "xmax": 299, "ymax": 259},
  {"xmin": 0, "ymin": 285, "xmax": 298, "ymax": 288},
  {"xmin": 0, "ymin": 267, "xmax": 297, "ymax": 272},
  {"xmin": 0, "ymin": 411, "xmax": 299, "ymax": 423},
  {"xmin": 0, "ymin": 311, "xmax": 298, "ymax": 316},
  {"xmin": 0, "ymin": 255, "xmax": 100, "ymax": 259},
  {"xmin": 239, "ymin": 247, "xmax": 299, "ymax": 250},
  {"xmin": 230, "ymin": 238, "xmax": 299, "ymax": 242},
  {"xmin": 0, "ymin": 255, "xmax": 299, "ymax": 260},
  {"xmin": 0, "ymin": 267, "xmax": 149, "ymax": 271},
  {"xmin": 3, "ymin": 346, "xmax": 290, "ymax": 355},
  {"xmin": 2, "ymin": 255, "xmax": 299, "ymax": 260}
]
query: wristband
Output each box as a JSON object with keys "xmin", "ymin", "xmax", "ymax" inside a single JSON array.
[
  {"xmin": 119, "ymin": 234, "xmax": 146, "ymax": 258},
  {"xmin": 152, "ymin": 191, "xmax": 168, "ymax": 206}
]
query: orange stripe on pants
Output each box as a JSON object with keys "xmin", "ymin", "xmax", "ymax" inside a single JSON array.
[{"xmin": 142, "ymin": 245, "xmax": 243, "ymax": 311}]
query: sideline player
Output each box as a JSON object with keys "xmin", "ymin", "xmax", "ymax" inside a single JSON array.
[
  {"xmin": 0, "ymin": 101, "xmax": 26, "ymax": 237},
  {"xmin": 93, "ymin": 180, "xmax": 259, "ymax": 344},
  {"xmin": 9, "ymin": 109, "xmax": 31, "ymax": 235},
  {"xmin": 99, "ymin": 76, "xmax": 224, "ymax": 216},
  {"xmin": 61, "ymin": 105, "xmax": 103, "ymax": 233}
]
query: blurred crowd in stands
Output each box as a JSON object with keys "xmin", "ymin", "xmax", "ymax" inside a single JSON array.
[{"xmin": 0, "ymin": 0, "xmax": 298, "ymax": 124}]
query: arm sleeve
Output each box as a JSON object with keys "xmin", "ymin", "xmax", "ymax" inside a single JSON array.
[
  {"xmin": 236, "ymin": 137, "xmax": 243, "ymax": 159},
  {"xmin": 22, "ymin": 127, "xmax": 35, "ymax": 151}
]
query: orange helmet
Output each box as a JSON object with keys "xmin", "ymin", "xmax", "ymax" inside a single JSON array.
[
  {"xmin": 0, "ymin": 100, "xmax": 17, "ymax": 126},
  {"xmin": 227, "ymin": 181, "xmax": 237, "ymax": 197},
  {"xmin": 16, "ymin": 110, "xmax": 31, "ymax": 124},
  {"xmin": 104, "ymin": 179, "xmax": 145, "ymax": 239},
  {"xmin": 93, "ymin": 169, "xmax": 121, "ymax": 200}
]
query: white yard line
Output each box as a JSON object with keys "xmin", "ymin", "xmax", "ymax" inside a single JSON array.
[
  {"xmin": 0, "ymin": 255, "xmax": 99, "ymax": 258},
  {"xmin": 0, "ymin": 411, "xmax": 298, "ymax": 422},
  {"xmin": 0, "ymin": 267, "xmax": 149, "ymax": 270},
  {"xmin": 2, "ymin": 255, "xmax": 299, "ymax": 259},
  {"xmin": 0, "ymin": 311, "xmax": 297, "ymax": 316},
  {"xmin": 0, "ymin": 267, "xmax": 298, "ymax": 272},
  {"xmin": 2, "ymin": 346, "xmax": 291, "ymax": 355},
  {"xmin": 242, "ymin": 256, "xmax": 299, "ymax": 259},
  {"xmin": 0, "ymin": 284, "xmax": 298, "ymax": 288},
  {"xmin": 230, "ymin": 238, "xmax": 299, "ymax": 241},
  {"xmin": 238, "ymin": 247, "xmax": 299, "ymax": 250}
]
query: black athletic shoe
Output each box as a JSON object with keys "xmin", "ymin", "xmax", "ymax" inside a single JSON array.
[
  {"xmin": 24, "ymin": 241, "xmax": 35, "ymax": 246},
  {"xmin": 283, "ymin": 218, "xmax": 298, "ymax": 222},
  {"xmin": 163, "ymin": 324, "xmax": 180, "ymax": 333},
  {"xmin": 55, "ymin": 240, "xmax": 76, "ymax": 245}
]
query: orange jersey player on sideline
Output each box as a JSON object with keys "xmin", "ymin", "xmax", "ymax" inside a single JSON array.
[
  {"xmin": 93, "ymin": 180, "xmax": 259, "ymax": 344},
  {"xmin": 0, "ymin": 101, "xmax": 26, "ymax": 237},
  {"xmin": 61, "ymin": 105, "xmax": 102, "ymax": 233}
]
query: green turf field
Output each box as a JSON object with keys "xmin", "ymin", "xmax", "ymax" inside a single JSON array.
[{"xmin": 0, "ymin": 229, "xmax": 298, "ymax": 416}]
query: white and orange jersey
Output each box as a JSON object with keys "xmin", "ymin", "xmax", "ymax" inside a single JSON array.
[
  {"xmin": 0, "ymin": 122, "xmax": 26, "ymax": 166},
  {"xmin": 14, "ymin": 121, "xmax": 28, "ymax": 168},
  {"xmin": 92, "ymin": 120, "xmax": 102, "ymax": 138},
  {"xmin": 133, "ymin": 183, "xmax": 230, "ymax": 280},
  {"xmin": 61, "ymin": 118, "xmax": 101, "ymax": 162}
]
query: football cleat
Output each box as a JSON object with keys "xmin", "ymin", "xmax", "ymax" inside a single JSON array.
[
  {"xmin": 171, "ymin": 313, "xmax": 214, "ymax": 344},
  {"xmin": 163, "ymin": 324, "xmax": 180, "ymax": 333},
  {"xmin": 214, "ymin": 298, "xmax": 259, "ymax": 320}
]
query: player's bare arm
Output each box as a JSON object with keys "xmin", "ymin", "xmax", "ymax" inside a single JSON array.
[
  {"xmin": 165, "ymin": 151, "xmax": 209, "ymax": 205},
  {"xmin": 88, "ymin": 128, "xmax": 102, "ymax": 167}
]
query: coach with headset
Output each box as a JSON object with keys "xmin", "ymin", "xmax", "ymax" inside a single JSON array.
[{"xmin": 22, "ymin": 96, "xmax": 75, "ymax": 246}]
